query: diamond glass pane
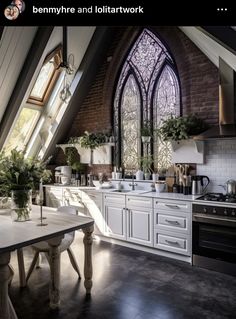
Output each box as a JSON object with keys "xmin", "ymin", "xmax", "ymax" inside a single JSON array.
[
  {"xmin": 153, "ymin": 65, "xmax": 180, "ymax": 170},
  {"xmin": 121, "ymin": 75, "xmax": 140, "ymax": 170}
]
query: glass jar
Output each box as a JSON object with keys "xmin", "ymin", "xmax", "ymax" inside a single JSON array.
[{"xmin": 11, "ymin": 189, "xmax": 32, "ymax": 222}]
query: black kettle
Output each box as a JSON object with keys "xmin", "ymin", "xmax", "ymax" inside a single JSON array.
[{"xmin": 192, "ymin": 175, "xmax": 210, "ymax": 195}]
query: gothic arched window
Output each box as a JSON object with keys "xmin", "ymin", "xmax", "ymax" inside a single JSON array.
[{"xmin": 114, "ymin": 29, "xmax": 180, "ymax": 173}]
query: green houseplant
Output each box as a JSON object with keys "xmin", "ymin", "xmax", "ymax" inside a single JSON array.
[
  {"xmin": 141, "ymin": 121, "xmax": 152, "ymax": 143},
  {"xmin": 0, "ymin": 149, "xmax": 51, "ymax": 221},
  {"xmin": 156, "ymin": 114, "xmax": 208, "ymax": 141},
  {"xmin": 138, "ymin": 155, "xmax": 154, "ymax": 180}
]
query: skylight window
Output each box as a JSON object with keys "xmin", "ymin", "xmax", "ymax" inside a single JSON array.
[
  {"xmin": 4, "ymin": 108, "xmax": 40, "ymax": 154},
  {"xmin": 4, "ymin": 46, "xmax": 62, "ymax": 154},
  {"xmin": 27, "ymin": 46, "xmax": 62, "ymax": 106}
]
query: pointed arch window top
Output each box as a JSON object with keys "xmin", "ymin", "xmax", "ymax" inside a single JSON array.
[{"xmin": 127, "ymin": 29, "xmax": 173, "ymax": 90}]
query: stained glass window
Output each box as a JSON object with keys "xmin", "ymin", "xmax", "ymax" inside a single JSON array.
[
  {"xmin": 121, "ymin": 74, "xmax": 141, "ymax": 170},
  {"xmin": 114, "ymin": 28, "xmax": 180, "ymax": 172}
]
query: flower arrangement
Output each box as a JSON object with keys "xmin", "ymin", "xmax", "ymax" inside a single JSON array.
[
  {"xmin": 0, "ymin": 149, "xmax": 51, "ymax": 221},
  {"xmin": 0, "ymin": 149, "xmax": 51, "ymax": 194}
]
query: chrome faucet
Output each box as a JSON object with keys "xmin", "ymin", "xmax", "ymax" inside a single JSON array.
[{"xmin": 129, "ymin": 171, "xmax": 137, "ymax": 190}]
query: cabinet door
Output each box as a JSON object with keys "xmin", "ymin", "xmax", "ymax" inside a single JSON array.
[
  {"xmin": 104, "ymin": 205, "xmax": 126, "ymax": 240},
  {"xmin": 127, "ymin": 208, "xmax": 153, "ymax": 246}
]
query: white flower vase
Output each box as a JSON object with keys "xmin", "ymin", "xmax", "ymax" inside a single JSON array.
[{"xmin": 141, "ymin": 136, "xmax": 151, "ymax": 143}]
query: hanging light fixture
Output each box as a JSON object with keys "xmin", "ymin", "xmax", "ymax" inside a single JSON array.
[{"xmin": 59, "ymin": 26, "xmax": 74, "ymax": 102}]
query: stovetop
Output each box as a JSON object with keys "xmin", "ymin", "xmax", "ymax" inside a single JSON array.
[{"xmin": 196, "ymin": 193, "xmax": 236, "ymax": 203}]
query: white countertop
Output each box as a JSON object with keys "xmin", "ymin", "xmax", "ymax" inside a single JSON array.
[{"xmin": 43, "ymin": 184, "xmax": 236, "ymax": 207}]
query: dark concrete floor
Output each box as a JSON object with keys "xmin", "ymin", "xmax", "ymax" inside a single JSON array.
[{"xmin": 9, "ymin": 233, "xmax": 236, "ymax": 319}]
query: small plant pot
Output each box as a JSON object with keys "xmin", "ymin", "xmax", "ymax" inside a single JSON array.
[{"xmin": 141, "ymin": 136, "xmax": 151, "ymax": 143}]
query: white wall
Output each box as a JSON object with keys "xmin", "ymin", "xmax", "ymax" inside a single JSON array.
[{"xmin": 197, "ymin": 140, "xmax": 236, "ymax": 193}]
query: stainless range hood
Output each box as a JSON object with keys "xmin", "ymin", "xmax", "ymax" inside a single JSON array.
[{"xmin": 194, "ymin": 57, "xmax": 236, "ymax": 140}]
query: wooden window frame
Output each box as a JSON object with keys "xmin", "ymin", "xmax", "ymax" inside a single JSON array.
[{"xmin": 27, "ymin": 45, "xmax": 62, "ymax": 107}]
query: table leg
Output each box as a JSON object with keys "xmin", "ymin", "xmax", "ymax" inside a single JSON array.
[
  {"xmin": 47, "ymin": 236, "xmax": 63, "ymax": 309},
  {"xmin": 16, "ymin": 249, "xmax": 26, "ymax": 287},
  {"xmin": 0, "ymin": 252, "xmax": 14, "ymax": 319},
  {"xmin": 82, "ymin": 225, "xmax": 94, "ymax": 294}
]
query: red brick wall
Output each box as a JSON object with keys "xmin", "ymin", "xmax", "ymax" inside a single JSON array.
[{"xmin": 55, "ymin": 26, "xmax": 219, "ymax": 169}]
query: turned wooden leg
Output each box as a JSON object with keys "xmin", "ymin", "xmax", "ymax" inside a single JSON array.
[
  {"xmin": 47, "ymin": 236, "xmax": 63, "ymax": 309},
  {"xmin": 17, "ymin": 249, "xmax": 26, "ymax": 287},
  {"xmin": 0, "ymin": 252, "xmax": 13, "ymax": 319},
  {"xmin": 82, "ymin": 225, "xmax": 94, "ymax": 294}
]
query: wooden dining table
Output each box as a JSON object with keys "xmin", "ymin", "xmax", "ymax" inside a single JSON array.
[{"xmin": 0, "ymin": 205, "xmax": 94, "ymax": 319}]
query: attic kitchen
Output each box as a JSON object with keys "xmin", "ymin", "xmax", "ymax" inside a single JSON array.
[{"xmin": 0, "ymin": 26, "xmax": 236, "ymax": 319}]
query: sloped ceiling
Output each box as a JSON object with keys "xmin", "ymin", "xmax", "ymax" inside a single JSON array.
[
  {"xmin": 0, "ymin": 27, "xmax": 38, "ymax": 123},
  {"xmin": 179, "ymin": 26, "xmax": 236, "ymax": 71}
]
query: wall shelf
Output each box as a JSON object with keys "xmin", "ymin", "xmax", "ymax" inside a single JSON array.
[
  {"xmin": 56, "ymin": 143, "xmax": 114, "ymax": 164},
  {"xmin": 170, "ymin": 139, "xmax": 204, "ymax": 164}
]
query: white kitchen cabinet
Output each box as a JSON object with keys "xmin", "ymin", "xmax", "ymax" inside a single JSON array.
[
  {"xmin": 45, "ymin": 186, "xmax": 63, "ymax": 208},
  {"xmin": 126, "ymin": 196, "xmax": 153, "ymax": 247},
  {"xmin": 81, "ymin": 189, "xmax": 103, "ymax": 235},
  {"xmin": 104, "ymin": 205, "xmax": 126, "ymax": 240},
  {"xmin": 154, "ymin": 198, "xmax": 191, "ymax": 256},
  {"xmin": 103, "ymin": 193, "xmax": 126, "ymax": 240}
]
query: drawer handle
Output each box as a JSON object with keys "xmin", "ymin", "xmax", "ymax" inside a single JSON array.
[
  {"xmin": 165, "ymin": 219, "xmax": 180, "ymax": 225},
  {"xmin": 164, "ymin": 204, "xmax": 180, "ymax": 209},
  {"xmin": 165, "ymin": 239, "xmax": 179, "ymax": 245}
]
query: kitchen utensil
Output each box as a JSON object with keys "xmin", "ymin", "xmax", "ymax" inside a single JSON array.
[
  {"xmin": 155, "ymin": 181, "xmax": 166, "ymax": 193},
  {"xmin": 225, "ymin": 179, "xmax": 236, "ymax": 195},
  {"xmin": 191, "ymin": 175, "xmax": 210, "ymax": 195}
]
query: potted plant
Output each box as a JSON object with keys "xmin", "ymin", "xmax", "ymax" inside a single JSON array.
[
  {"xmin": 79, "ymin": 131, "xmax": 106, "ymax": 165},
  {"xmin": 141, "ymin": 120, "xmax": 152, "ymax": 143},
  {"xmin": 0, "ymin": 149, "xmax": 51, "ymax": 221},
  {"xmin": 138, "ymin": 155, "xmax": 154, "ymax": 180},
  {"xmin": 65, "ymin": 146, "xmax": 77, "ymax": 166},
  {"xmin": 156, "ymin": 114, "xmax": 208, "ymax": 142}
]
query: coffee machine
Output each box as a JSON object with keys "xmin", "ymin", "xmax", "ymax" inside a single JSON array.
[{"xmin": 55, "ymin": 166, "xmax": 72, "ymax": 185}]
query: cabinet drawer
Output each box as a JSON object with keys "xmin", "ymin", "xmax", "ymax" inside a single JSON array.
[
  {"xmin": 104, "ymin": 193, "xmax": 125, "ymax": 206},
  {"xmin": 126, "ymin": 196, "xmax": 152, "ymax": 208},
  {"xmin": 154, "ymin": 230, "xmax": 190, "ymax": 256},
  {"xmin": 154, "ymin": 199, "xmax": 191, "ymax": 212},
  {"xmin": 155, "ymin": 210, "xmax": 190, "ymax": 234}
]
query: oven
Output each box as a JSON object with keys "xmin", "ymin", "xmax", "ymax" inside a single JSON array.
[{"xmin": 192, "ymin": 203, "xmax": 236, "ymax": 276}]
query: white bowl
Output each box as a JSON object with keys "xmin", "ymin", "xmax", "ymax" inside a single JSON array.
[{"xmin": 155, "ymin": 181, "xmax": 166, "ymax": 193}]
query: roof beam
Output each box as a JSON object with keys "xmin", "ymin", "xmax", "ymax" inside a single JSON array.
[
  {"xmin": 43, "ymin": 27, "xmax": 114, "ymax": 160},
  {"xmin": 0, "ymin": 27, "xmax": 54, "ymax": 149}
]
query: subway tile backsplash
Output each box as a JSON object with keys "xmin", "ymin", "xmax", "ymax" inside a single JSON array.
[{"xmin": 197, "ymin": 140, "xmax": 236, "ymax": 193}]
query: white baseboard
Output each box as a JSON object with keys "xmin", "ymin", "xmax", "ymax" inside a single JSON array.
[{"xmin": 97, "ymin": 235, "xmax": 192, "ymax": 264}]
